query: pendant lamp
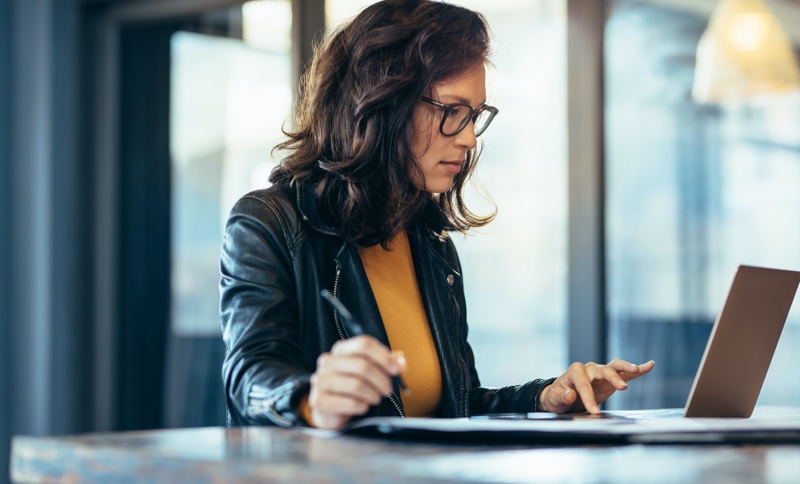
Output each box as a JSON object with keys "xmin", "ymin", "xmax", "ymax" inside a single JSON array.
[{"xmin": 692, "ymin": 0, "xmax": 800, "ymax": 103}]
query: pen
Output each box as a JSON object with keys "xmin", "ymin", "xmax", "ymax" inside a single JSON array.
[{"xmin": 320, "ymin": 289, "xmax": 410, "ymax": 395}]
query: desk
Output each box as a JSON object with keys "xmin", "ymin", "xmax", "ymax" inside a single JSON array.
[{"xmin": 11, "ymin": 408, "xmax": 800, "ymax": 483}]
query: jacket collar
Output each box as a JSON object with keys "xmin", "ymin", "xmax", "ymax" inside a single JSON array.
[
  {"xmin": 294, "ymin": 177, "xmax": 445, "ymax": 244},
  {"xmin": 294, "ymin": 180, "xmax": 345, "ymax": 238}
]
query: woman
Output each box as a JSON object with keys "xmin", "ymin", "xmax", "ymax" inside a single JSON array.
[{"xmin": 220, "ymin": 0, "xmax": 653, "ymax": 430}]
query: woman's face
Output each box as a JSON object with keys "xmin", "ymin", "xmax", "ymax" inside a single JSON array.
[{"xmin": 411, "ymin": 64, "xmax": 487, "ymax": 194}]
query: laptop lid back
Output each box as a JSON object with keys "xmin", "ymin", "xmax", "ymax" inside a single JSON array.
[{"xmin": 684, "ymin": 265, "xmax": 800, "ymax": 418}]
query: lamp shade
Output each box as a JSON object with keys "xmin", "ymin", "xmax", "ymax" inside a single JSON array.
[{"xmin": 692, "ymin": 0, "xmax": 800, "ymax": 103}]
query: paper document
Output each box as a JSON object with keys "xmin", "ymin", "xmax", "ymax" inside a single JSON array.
[{"xmin": 304, "ymin": 409, "xmax": 800, "ymax": 444}]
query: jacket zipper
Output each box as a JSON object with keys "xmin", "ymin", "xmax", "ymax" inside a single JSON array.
[
  {"xmin": 331, "ymin": 267, "xmax": 347, "ymax": 340},
  {"xmin": 332, "ymin": 265, "xmax": 405, "ymax": 418}
]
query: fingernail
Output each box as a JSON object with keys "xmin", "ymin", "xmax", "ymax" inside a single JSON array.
[{"xmin": 394, "ymin": 350, "xmax": 407, "ymax": 368}]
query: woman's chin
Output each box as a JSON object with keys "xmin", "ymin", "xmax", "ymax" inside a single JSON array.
[{"xmin": 424, "ymin": 179, "xmax": 456, "ymax": 194}]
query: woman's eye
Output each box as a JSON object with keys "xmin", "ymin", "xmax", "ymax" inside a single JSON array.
[{"xmin": 448, "ymin": 107, "xmax": 464, "ymax": 117}]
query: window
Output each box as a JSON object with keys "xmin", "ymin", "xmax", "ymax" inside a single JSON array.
[
  {"xmin": 170, "ymin": 1, "xmax": 292, "ymax": 337},
  {"xmin": 605, "ymin": 0, "xmax": 800, "ymax": 409},
  {"xmin": 167, "ymin": 0, "xmax": 292, "ymax": 426}
]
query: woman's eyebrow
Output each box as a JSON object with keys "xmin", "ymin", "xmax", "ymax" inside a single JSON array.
[{"xmin": 438, "ymin": 93, "xmax": 487, "ymax": 106}]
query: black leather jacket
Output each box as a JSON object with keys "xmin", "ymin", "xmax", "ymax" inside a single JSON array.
[{"xmin": 220, "ymin": 181, "xmax": 554, "ymax": 427}]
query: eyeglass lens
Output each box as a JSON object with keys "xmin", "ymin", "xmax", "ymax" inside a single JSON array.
[{"xmin": 442, "ymin": 105, "xmax": 494, "ymax": 136}]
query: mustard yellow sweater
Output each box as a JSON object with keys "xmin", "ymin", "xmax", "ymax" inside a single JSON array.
[
  {"xmin": 358, "ymin": 229, "xmax": 442, "ymax": 417},
  {"xmin": 301, "ymin": 230, "xmax": 442, "ymax": 425}
]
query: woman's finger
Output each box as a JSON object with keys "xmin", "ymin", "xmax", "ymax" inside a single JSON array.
[
  {"xmin": 309, "ymin": 383, "xmax": 373, "ymax": 415},
  {"xmin": 617, "ymin": 360, "xmax": 656, "ymax": 382},
  {"xmin": 565, "ymin": 363, "xmax": 601, "ymax": 414},
  {"xmin": 316, "ymin": 353, "xmax": 393, "ymax": 397},
  {"xmin": 607, "ymin": 358, "xmax": 639, "ymax": 373},
  {"xmin": 589, "ymin": 364, "xmax": 629, "ymax": 391},
  {"xmin": 331, "ymin": 335, "xmax": 403, "ymax": 376},
  {"xmin": 308, "ymin": 391, "xmax": 370, "ymax": 429}
]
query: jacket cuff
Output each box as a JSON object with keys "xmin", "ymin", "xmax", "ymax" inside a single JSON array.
[
  {"xmin": 246, "ymin": 378, "xmax": 311, "ymax": 427},
  {"xmin": 533, "ymin": 377, "xmax": 558, "ymax": 412}
]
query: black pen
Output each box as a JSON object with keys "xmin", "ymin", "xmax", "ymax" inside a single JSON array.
[{"xmin": 320, "ymin": 289, "xmax": 410, "ymax": 395}]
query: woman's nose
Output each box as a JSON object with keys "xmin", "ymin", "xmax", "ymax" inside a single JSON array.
[{"xmin": 454, "ymin": 120, "xmax": 477, "ymax": 150}]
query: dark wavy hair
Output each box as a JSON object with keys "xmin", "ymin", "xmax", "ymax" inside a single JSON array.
[{"xmin": 270, "ymin": 0, "xmax": 495, "ymax": 247}]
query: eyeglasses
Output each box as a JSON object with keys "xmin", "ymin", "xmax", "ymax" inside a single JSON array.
[{"xmin": 421, "ymin": 96, "xmax": 499, "ymax": 137}]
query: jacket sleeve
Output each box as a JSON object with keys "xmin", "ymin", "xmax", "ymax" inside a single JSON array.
[
  {"xmin": 441, "ymin": 237, "xmax": 557, "ymax": 415},
  {"xmin": 220, "ymin": 193, "xmax": 311, "ymax": 427}
]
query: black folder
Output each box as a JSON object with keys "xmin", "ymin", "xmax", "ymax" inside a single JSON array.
[{"xmin": 331, "ymin": 410, "xmax": 800, "ymax": 445}]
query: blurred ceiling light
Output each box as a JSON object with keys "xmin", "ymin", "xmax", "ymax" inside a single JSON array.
[
  {"xmin": 692, "ymin": 0, "xmax": 800, "ymax": 103},
  {"xmin": 242, "ymin": 0, "xmax": 291, "ymax": 53}
]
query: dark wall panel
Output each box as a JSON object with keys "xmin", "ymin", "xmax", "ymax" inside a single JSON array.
[
  {"xmin": 50, "ymin": 0, "xmax": 94, "ymax": 436},
  {"xmin": 116, "ymin": 22, "xmax": 176, "ymax": 431}
]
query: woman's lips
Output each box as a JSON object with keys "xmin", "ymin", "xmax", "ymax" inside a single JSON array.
[{"xmin": 440, "ymin": 161, "xmax": 463, "ymax": 174}]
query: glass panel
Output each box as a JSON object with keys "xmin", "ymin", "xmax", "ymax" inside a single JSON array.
[
  {"xmin": 326, "ymin": 0, "xmax": 568, "ymax": 385},
  {"xmin": 605, "ymin": 0, "xmax": 800, "ymax": 409},
  {"xmin": 170, "ymin": 1, "xmax": 292, "ymax": 337}
]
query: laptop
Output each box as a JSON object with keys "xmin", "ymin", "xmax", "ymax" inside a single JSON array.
[
  {"xmin": 501, "ymin": 264, "xmax": 800, "ymax": 420},
  {"xmin": 327, "ymin": 265, "xmax": 800, "ymax": 444},
  {"xmin": 681, "ymin": 264, "xmax": 800, "ymax": 418}
]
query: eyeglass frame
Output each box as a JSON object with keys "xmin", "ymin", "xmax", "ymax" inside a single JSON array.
[{"xmin": 420, "ymin": 96, "xmax": 499, "ymax": 137}]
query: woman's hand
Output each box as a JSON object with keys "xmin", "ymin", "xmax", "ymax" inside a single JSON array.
[
  {"xmin": 308, "ymin": 335, "xmax": 406, "ymax": 430},
  {"xmin": 538, "ymin": 359, "xmax": 655, "ymax": 414}
]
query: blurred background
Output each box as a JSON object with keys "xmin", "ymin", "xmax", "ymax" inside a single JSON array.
[{"xmin": 2, "ymin": 0, "xmax": 800, "ymax": 479}]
